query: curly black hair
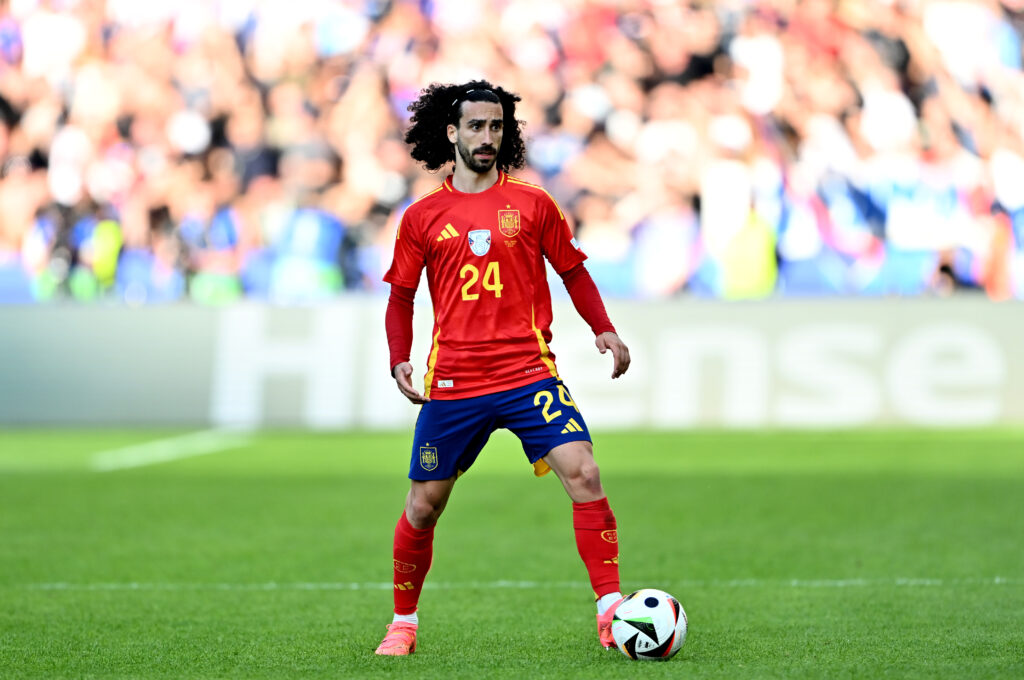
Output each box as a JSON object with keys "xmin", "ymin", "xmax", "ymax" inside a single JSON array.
[{"xmin": 404, "ymin": 80, "xmax": 527, "ymax": 172}]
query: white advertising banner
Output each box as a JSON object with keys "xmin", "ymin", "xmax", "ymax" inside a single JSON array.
[{"xmin": 1, "ymin": 298, "xmax": 1021, "ymax": 428}]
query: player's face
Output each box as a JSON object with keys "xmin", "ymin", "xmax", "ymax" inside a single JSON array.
[{"xmin": 449, "ymin": 100, "xmax": 504, "ymax": 174}]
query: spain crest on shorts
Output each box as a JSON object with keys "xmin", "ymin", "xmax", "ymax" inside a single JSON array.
[
  {"xmin": 497, "ymin": 209, "xmax": 520, "ymax": 238},
  {"xmin": 468, "ymin": 229, "xmax": 491, "ymax": 256},
  {"xmin": 419, "ymin": 446, "xmax": 438, "ymax": 471}
]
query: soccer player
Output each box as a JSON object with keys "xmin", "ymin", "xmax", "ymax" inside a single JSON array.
[{"xmin": 375, "ymin": 80, "xmax": 631, "ymax": 656}]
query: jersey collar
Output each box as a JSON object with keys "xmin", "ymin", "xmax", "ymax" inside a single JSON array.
[{"xmin": 444, "ymin": 171, "xmax": 507, "ymax": 194}]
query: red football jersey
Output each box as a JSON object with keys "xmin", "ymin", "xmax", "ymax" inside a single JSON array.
[{"xmin": 384, "ymin": 172, "xmax": 587, "ymax": 399}]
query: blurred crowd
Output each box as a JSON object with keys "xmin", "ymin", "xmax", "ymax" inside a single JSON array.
[{"xmin": 0, "ymin": 0, "xmax": 1023, "ymax": 304}]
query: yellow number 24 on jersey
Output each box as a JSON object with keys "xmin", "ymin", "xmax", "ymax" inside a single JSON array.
[{"xmin": 460, "ymin": 262, "xmax": 503, "ymax": 301}]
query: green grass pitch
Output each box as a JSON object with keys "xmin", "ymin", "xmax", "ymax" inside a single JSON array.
[{"xmin": 1, "ymin": 428, "xmax": 1022, "ymax": 679}]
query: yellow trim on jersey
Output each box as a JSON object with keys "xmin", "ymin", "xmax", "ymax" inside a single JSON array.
[
  {"xmin": 506, "ymin": 177, "xmax": 565, "ymax": 221},
  {"xmin": 423, "ymin": 326, "xmax": 442, "ymax": 398},
  {"xmin": 531, "ymin": 305, "xmax": 560, "ymax": 380},
  {"xmin": 418, "ymin": 184, "xmax": 447, "ymax": 201},
  {"xmin": 397, "ymin": 184, "xmax": 447, "ymax": 240},
  {"xmin": 533, "ymin": 459, "xmax": 552, "ymax": 477}
]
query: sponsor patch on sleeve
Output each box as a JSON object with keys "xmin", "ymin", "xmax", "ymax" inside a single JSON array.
[{"xmin": 570, "ymin": 237, "xmax": 580, "ymax": 249}]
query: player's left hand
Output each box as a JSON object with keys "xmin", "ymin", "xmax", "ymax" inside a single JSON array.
[
  {"xmin": 596, "ymin": 331, "xmax": 630, "ymax": 379},
  {"xmin": 393, "ymin": 361, "xmax": 430, "ymax": 404}
]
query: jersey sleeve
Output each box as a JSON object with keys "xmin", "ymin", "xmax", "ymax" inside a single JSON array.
[
  {"xmin": 385, "ymin": 283, "xmax": 416, "ymax": 374},
  {"xmin": 383, "ymin": 210, "xmax": 425, "ymax": 288},
  {"xmin": 538, "ymin": 191, "xmax": 586, "ymax": 275},
  {"xmin": 560, "ymin": 263, "xmax": 616, "ymax": 336}
]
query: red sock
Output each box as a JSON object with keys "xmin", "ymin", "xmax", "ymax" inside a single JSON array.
[
  {"xmin": 392, "ymin": 512, "xmax": 434, "ymax": 615},
  {"xmin": 572, "ymin": 497, "xmax": 620, "ymax": 598}
]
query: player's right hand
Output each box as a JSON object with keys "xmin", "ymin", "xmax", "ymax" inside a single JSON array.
[
  {"xmin": 596, "ymin": 331, "xmax": 631, "ymax": 379},
  {"xmin": 393, "ymin": 362, "xmax": 430, "ymax": 404}
]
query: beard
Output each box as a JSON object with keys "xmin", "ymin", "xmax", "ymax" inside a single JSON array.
[{"xmin": 456, "ymin": 137, "xmax": 498, "ymax": 173}]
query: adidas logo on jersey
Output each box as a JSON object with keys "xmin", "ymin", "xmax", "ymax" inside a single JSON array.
[{"xmin": 436, "ymin": 223, "xmax": 459, "ymax": 241}]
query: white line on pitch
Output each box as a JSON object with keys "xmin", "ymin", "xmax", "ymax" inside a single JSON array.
[
  {"xmin": 18, "ymin": 577, "xmax": 1021, "ymax": 592},
  {"xmin": 90, "ymin": 429, "xmax": 253, "ymax": 472},
  {"xmin": 19, "ymin": 581, "xmax": 590, "ymax": 592}
]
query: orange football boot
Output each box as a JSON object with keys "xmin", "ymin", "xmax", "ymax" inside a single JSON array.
[
  {"xmin": 374, "ymin": 622, "xmax": 418, "ymax": 656},
  {"xmin": 596, "ymin": 597, "xmax": 623, "ymax": 649}
]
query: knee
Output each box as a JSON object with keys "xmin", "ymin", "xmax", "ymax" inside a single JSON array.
[
  {"xmin": 406, "ymin": 494, "xmax": 444, "ymax": 528},
  {"xmin": 569, "ymin": 459, "xmax": 603, "ymax": 496}
]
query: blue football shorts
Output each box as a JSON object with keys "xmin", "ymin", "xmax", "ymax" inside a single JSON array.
[{"xmin": 408, "ymin": 377, "xmax": 592, "ymax": 481}]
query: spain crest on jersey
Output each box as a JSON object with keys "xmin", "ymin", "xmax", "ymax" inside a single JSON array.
[
  {"xmin": 498, "ymin": 209, "xmax": 520, "ymax": 238},
  {"xmin": 419, "ymin": 446, "xmax": 438, "ymax": 471},
  {"xmin": 468, "ymin": 229, "xmax": 491, "ymax": 256}
]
